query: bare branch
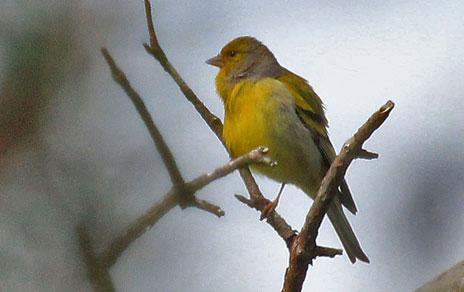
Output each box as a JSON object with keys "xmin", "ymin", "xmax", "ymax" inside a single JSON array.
[
  {"xmin": 77, "ymin": 226, "xmax": 115, "ymax": 292},
  {"xmin": 100, "ymin": 190, "xmax": 178, "ymax": 268},
  {"xmin": 101, "ymin": 48, "xmax": 184, "ymax": 187},
  {"xmin": 143, "ymin": 1, "xmax": 223, "ymax": 140},
  {"xmin": 185, "ymin": 147, "xmax": 275, "ymax": 191},
  {"xmin": 100, "ymin": 47, "xmax": 229, "ymax": 268},
  {"xmin": 143, "ymin": 0, "xmax": 158, "ymax": 49},
  {"xmin": 142, "ymin": 0, "xmax": 296, "ymax": 247},
  {"xmin": 357, "ymin": 149, "xmax": 379, "ymax": 160},
  {"xmin": 99, "ymin": 147, "xmax": 273, "ymax": 268},
  {"xmin": 282, "ymin": 100, "xmax": 395, "ymax": 292},
  {"xmin": 191, "ymin": 198, "xmax": 225, "ymax": 217},
  {"xmin": 315, "ymin": 246, "xmax": 343, "ymax": 258},
  {"xmin": 101, "ymin": 47, "xmax": 226, "ymax": 212}
]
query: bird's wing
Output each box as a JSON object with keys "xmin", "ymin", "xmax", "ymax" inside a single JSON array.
[
  {"xmin": 278, "ymin": 71, "xmax": 358, "ymax": 214},
  {"xmin": 277, "ymin": 70, "xmax": 328, "ymax": 138}
]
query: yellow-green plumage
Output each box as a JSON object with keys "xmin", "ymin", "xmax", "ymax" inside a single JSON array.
[
  {"xmin": 208, "ymin": 36, "xmax": 368, "ymax": 263},
  {"xmin": 223, "ymin": 78, "xmax": 323, "ymax": 189}
]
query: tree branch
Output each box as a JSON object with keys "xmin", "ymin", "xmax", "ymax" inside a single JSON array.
[
  {"xmin": 100, "ymin": 190, "xmax": 178, "ymax": 268},
  {"xmin": 142, "ymin": 0, "xmax": 297, "ymax": 248},
  {"xmin": 282, "ymin": 100, "xmax": 395, "ymax": 292},
  {"xmin": 77, "ymin": 226, "xmax": 115, "ymax": 292},
  {"xmin": 315, "ymin": 246, "xmax": 343, "ymax": 258},
  {"xmin": 143, "ymin": 0, "xmax": 223, "ymax": 139},
  {"xmin": 184, "ymin": 146, "xmax": 275, "ymax": 191},
  {"xmin": 101, "ymin": 48, "xmax": 224, "ymax": 211},
  {"xmin": 101, "ymin": 48, "xmax": 184, "ymax": 187},
  {"xmin": 99, "ymin": 147, "xmax": 273, "ymax": 268}
]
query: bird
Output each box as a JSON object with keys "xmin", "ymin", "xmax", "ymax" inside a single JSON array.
[{"xmin": 206, "ymin": 36, "xmax": 369, "ymax": 263}]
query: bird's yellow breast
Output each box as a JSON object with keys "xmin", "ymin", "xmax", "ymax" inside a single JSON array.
[
  {"xmin": 223, "ymin": 79, "xmax": 270, "ymax": 158},
  {"xmin": 222, "ymin": 78, "xmax": 322, "ymax": 187}
]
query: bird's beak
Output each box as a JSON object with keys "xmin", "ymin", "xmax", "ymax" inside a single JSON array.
[{"xmin": 206, "ymin": 55, "xmax": 223, "ymax": 68}]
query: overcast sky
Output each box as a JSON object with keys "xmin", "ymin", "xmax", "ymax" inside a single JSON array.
[{"xmin": 1, "ymin": 1, "xmax": 464, "ymax": 291}]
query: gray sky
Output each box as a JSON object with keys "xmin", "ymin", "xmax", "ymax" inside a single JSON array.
[{"xmin": 1, "ymin": 1, "xmax": 464, "ymax": 291}]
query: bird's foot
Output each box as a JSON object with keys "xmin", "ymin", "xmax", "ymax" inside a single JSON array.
[
  {"xmin": 260, "ymin": 183, "xmax": 286, "ymax": 220},
  {"xmin": 260, "ymin": 198, "xmax": 279, "ymax": 220}
]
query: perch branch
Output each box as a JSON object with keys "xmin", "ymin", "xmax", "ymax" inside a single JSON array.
[
  {"xmin": 99, "ymin": 147, "xmax": 273, "ymax": 268},
  {"xmin": 142, "ymin": 0, "xmax": 297, "ymax": 248},
  {"xmin": 282, "ymin": 100, "xmax": 395, "ymax": 292}
]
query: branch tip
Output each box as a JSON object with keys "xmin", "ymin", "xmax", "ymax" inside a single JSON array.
[
  {"xmin": 357, "ymin": 149, "xmax": 379, "ymax": 160},
  {"xmin": 234, "ymin": 194, "xmax": 253, "ymax": 205},
  {"xmin": 193, "ymin": 198, "xmax": 225, "ymax": 217},
  {"xmin": 381, "ymin": 100, "xmax": 395, "ymax": 113}
]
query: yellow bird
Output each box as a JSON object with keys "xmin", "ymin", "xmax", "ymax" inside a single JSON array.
[{"xmin": 206, "ymin": 36, "xmax": 369, "ymax": 263}]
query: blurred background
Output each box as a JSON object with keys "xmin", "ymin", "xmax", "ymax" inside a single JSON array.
[{"xmin": 1, "ymin": 1, "xmax": 463, "ymax": 291}]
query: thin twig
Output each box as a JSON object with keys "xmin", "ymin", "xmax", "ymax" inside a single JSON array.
[
  {"xmin": 282, "ymin": 101, "xmax": 395, "ymax": 292},
  {"xmin": 142, "ymin": 0, "xmax": 296, "ymax": 247},
  {"xmin": 144, "ymin": 2, "xmax": 222, "ymax": 139},
  {"xmin": 315, "ymin": 246, "xmax": 343, "ymax": 258},
  {"xmin": 99, "ymin": 147, "xmax": 274, "ymax": 268},
  {"xmin": 100, "ymin": 47, "xmax": 227, "ymax": 268},
  {"xmin": 184, "ymin": 147, "xmax": 275, "ymax": 191},
  {"xmin": 101, "ymin": 48, "xmax": 184, "ymax": 187},
  {"xmin": 100, "ymin": 190, "xmax": 178, "ymax": 268},
  {"xmin": 77, "ymin": 226, "xmax": 115, "ymax": 292},
  {"xmin": 101, "ymin": 48, "xmax": 226, "ymax": 213}
]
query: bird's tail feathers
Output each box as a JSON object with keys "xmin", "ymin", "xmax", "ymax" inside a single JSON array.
[{"xmin": 327, "ymin": 199, "xmax": 369, "ymax": 263}]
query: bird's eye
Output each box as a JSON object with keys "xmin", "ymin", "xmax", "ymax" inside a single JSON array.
[{"xmin": 229, "ymin": 50, "xmax": 236, "ymax": 57}]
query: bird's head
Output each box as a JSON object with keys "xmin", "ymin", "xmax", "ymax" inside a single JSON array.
[{"xmin": 207, "ymin": 36, "xmax": 281, "ymax": 98}]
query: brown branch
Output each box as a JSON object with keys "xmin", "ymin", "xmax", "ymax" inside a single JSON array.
[
  {"xmin": 101, "ymin": 48, "xmax": 226, "ymax": 212},
  {"xmin": 184, "ymin": 146, "xmax": 275, "ymax": 191},
  {"xmin": 99, "ymin": 147, "xmax": 272, "ymax": 268},
  {"xmin": 143, "ymin": 0, "xmax": 223, "ymax": 139},
  {"xmin": 282, "ymin": 100, "xmax": 395, "ymax": 292},
  {"xmin": 100, "ymin": 190, "xmax": 178, "ymax": 268},
  {"xmin": 101, "ymin": 48, "xmax": 184, "ymax": 187},
  {"xmin": 142, "ymin": 0, "xmax": 296, "ymax": 248},
  {"xmin": 77, "ymin": 226, "xmax": 115, "ymax": 292},
  {"xmin": 315, "ymin": 246, "xmax": 343, "ymax": 258},
  {"xmin": 100, "ymin": 47, "xmax": 233, "ymax": 269}
]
